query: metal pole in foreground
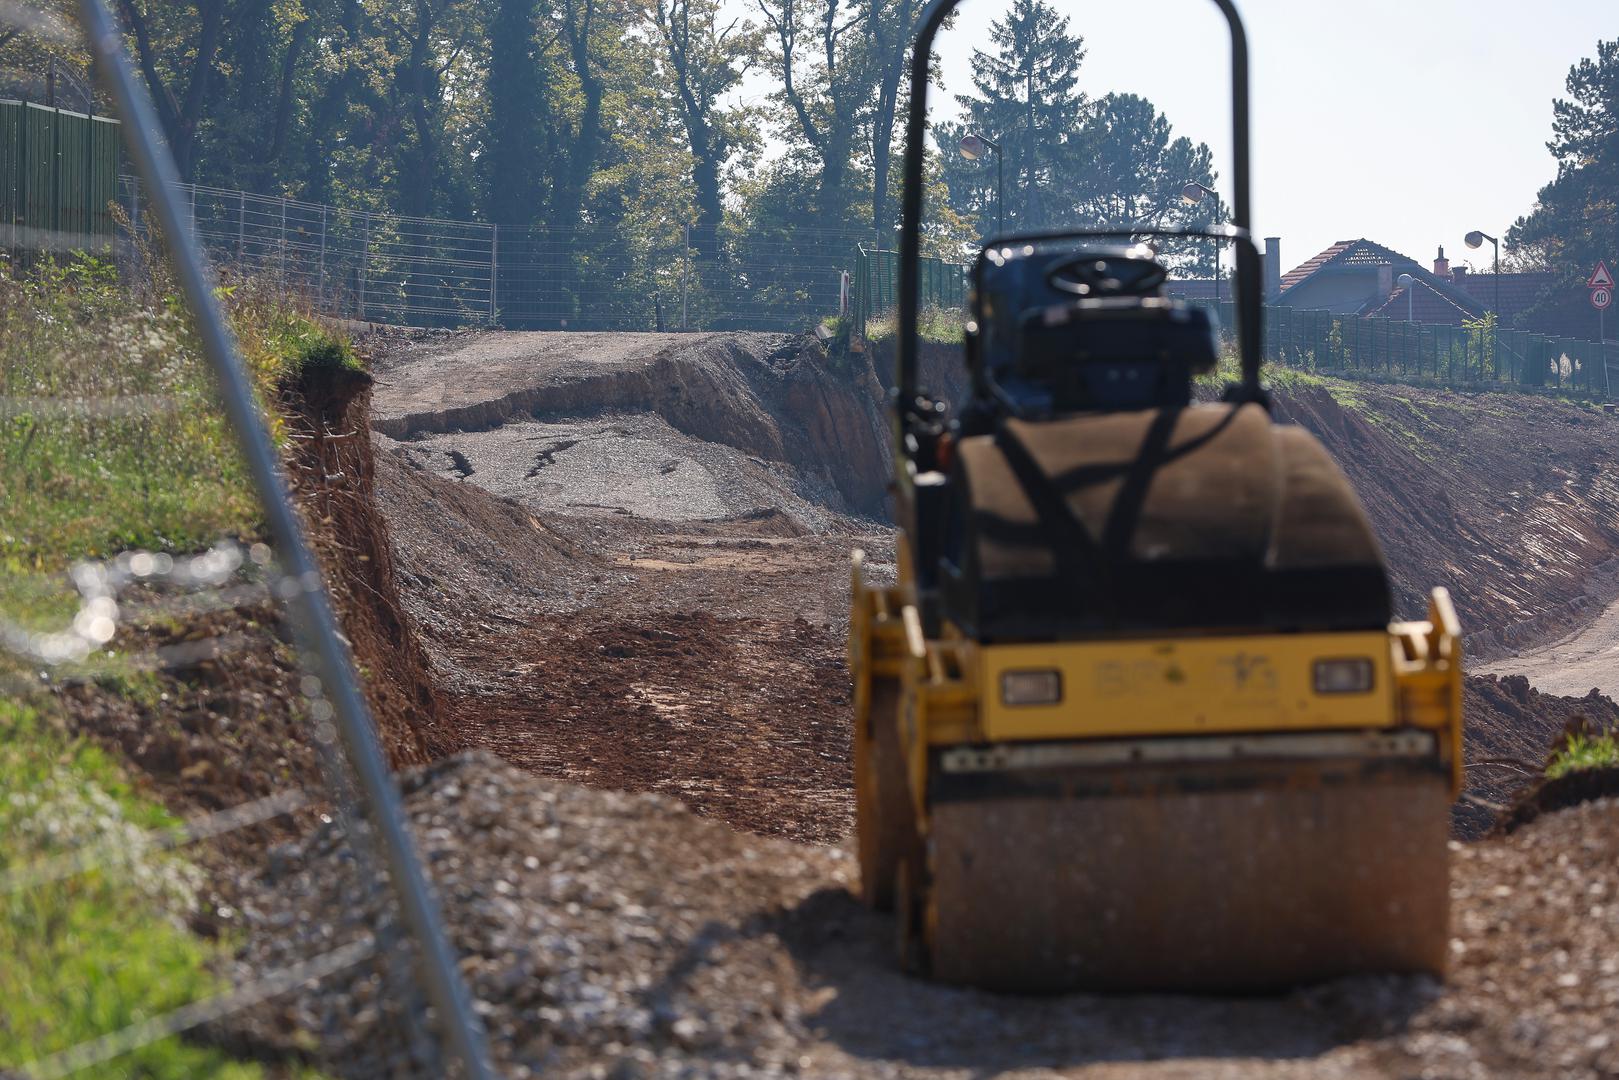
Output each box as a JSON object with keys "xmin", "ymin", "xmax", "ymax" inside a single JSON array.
[
  {"xmin": 1603, "ymin": 307, "xmax": 1610, "ymax": 401},
  {"xmin": 75, "ymin": 4, "xmax": 496, "ymax": 1077}
]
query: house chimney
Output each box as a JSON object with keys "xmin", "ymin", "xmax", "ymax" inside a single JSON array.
[
  {"xmin": 1453, "ymin": 265, "xmax": 1468, "ymax": 282},
  {"xmin": 1263, "ymin": 237, "xmax": 1282, "ymax": 300},
  {"xmin": 1433, "ymin": 245, "xmax": 1450, "ymax": 278}
]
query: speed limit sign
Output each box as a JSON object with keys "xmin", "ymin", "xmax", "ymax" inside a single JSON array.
[{"xmin": 1595, "ymin": 287, "xmax": 1613, "ymax": 311}]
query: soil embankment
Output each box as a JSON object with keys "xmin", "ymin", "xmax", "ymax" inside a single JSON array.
[
  {"xmin": 1273, "ymin": 383, "xmax": 1619, "ymax": 658},
  {"xmin": 368, "ymin": 331, "xmax": 1619, "ymax": 841},
  {"xmin": 59, "ymin": 364, "xmax": 449, "ymax": 825},
  {"xmin": 370, "ymin": 330, "xmax": 893, "ymax": 843}
]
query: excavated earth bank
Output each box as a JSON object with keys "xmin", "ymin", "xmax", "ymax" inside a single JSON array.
[
  {"xmin": 370, "ymin": 332, "xmax": 1619, "ymax": 841},
  {"xmin": 219, "ymin": 328, "xmax": 1615, "ymax": 1077}
]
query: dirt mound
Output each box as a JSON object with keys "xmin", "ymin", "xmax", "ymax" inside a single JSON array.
[
  {"xmin": 1274, "ymin": 384, "xmax": 1619, "ymax": 656},
  {"xmin": 229, "ymin": 752, "xmax": 1619, "ymax": 1079},
  {"xmin": 457, "ymin": 607, "xmax": 853, "ymax": 844},
  {"xmin": 1494, "ymin": 765, "xmax": 1619, "ymax": 836},
  {"xmin": 228, "ymin": 750, "xmax": 850, "ymax": 1078},
  {"xmin": 283, "ymin": 366, "xmax": 451, "ymax": 762},
  {"xmin": 372, "ymin": 332, "xmax": 892, "ymax": 518},
  {"xmin": 54, "ymin": 365, "xmax": 449, "ymax": 823},
  {"xmin": 1457, "ymin": 674, "xmax": 1619, "ymax": 838}
]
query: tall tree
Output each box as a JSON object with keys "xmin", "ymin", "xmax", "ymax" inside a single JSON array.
[
  {"xmin": 1508, "ymin": 38, "xmax": 1618, "ymax": 331},
  {"xmin": 951, "ymin": 0, "xmax": 1084, "ymax": 231},
  {"xmin": 941, "ymin": 8, "xmax": 1221, "ymax": 264},
  {"xmin": 482, "ymin": 0, "xmax": 551, "ymax": 229},
  {"xmin": 863, "ymin": 0, "xmax": 917, "ymax": 238},
  {"xmin": 115, "ymin": 0, "xmax": 231, "ymax": 180},
  {"xmin": 645, "ymin": 0, "xmax": 758, "ymax": 255},
  {"xmin": 753, "ymin": 0, "xmax": 873, "ymax": 227}
]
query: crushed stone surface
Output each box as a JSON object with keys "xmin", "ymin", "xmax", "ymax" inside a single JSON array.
[
  {"xmin": 230, "ymin": 755, "xmax": 1619, "ymax": 1079},
  {"xmin": 387, "ymin": 411, "xmax": 847, "ymax": 530}
]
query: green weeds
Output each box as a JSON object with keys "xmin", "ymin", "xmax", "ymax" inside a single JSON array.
[
  {"xmin": 1546, "ymin": 732, "xmax": 1619, "ymax": 780},
  {"xmin": 0, "ymin": 260, "xmax": 342, "ymax": 1078},
  {"xmin": 0, "ymin": 260, "xmax": 357, "ymax": 574},
  {"xmin": 861, "ymin": 305, "xmax": 966, "ymax": 347},
  {"xmin": 0, "ymin": 701, "xmax": 293, "ymax": 1078}
]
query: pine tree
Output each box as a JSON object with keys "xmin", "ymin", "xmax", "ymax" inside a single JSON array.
[
  {"xmin": 1507, "ymin": 39, "xmax": 1618, "ymax": 333},
  {"xmin": 953, "ymin": 0, "xmax": 1086, "ymax": 232}
]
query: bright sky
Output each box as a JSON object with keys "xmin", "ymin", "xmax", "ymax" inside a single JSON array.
[{"xmin": 735, "ymin": 0, "xmax": 1613, "ymax": 277}]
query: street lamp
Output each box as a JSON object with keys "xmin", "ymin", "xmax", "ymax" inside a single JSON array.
[
  {"xmin": 1464, "ymin": 230, "xmax": 1501, "ymax": 318},
  {"xmin": 959, "ymin": 132, "xmax": 1003, "ymax": 237},
  {"xmin": 1397, "ymin": 272, "xmax": 1415, "ymax": 322},
  {"xmin": 1180, "ymin": 180, "xmax": 1221, "ymax": 304}
]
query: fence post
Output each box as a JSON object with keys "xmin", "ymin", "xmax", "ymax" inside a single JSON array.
[
  {"xmin": 278, "ymin": 195, "xmax": 286, "ymax": 294},
  {"xmin": 359, "ymin": 212, "xmax": 370, "ymax": 320},
  {"xmin": 317, "ymin": 204, "xmax": 328, "ymax": 308},
  {"xmin": 236, "ymin": 190, "xmax": 245, "ymax": 260},
  {"xmin": 681, "ymin": 222, "xmax": 690, "ymax": 331},
  {"xmin": 489, "ymin": 224, "xmax": 498, "ymax": 323}
]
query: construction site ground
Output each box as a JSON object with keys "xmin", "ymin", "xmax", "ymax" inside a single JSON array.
[{"xmin": 255, "ymin": 330, "xmax": 1619, "ymax": 1077}]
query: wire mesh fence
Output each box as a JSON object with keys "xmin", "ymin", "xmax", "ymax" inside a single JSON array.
[
  {"xmin": 116, "ymin": 174, "xmax": 879, "ymax": 333},
  {"xmin": 1182, "ymin": 297, "xmax": 1615, "ymax": 397},
  {"xmin": 2, "ymin": 0, "xmax": 495, "ymax": 1075}
]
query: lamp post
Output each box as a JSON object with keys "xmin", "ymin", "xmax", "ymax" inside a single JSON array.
[
  {"xmin": 1397, "ymin": 272, "xmax": 1415, "ymax": 322},
  {"xmin": 1465, "ymin": 230, "xmax": 1500, "ymax": 317},
  {"xmin": 959, "ymin": 132, "xmax": 1003, "ymax": 237},
  {"xmin": 1180, "ymin": 180, "xmax": 1221, "ymax": 304}
]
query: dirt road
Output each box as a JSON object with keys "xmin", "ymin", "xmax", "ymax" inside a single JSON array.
[
  {"xmin": 357, "ymin": 329, "xmax": 1619, "ymax": 1078},
  {"xmin": 1477, "ymin": 592, "xmax": 1619, "ymax": 698}
]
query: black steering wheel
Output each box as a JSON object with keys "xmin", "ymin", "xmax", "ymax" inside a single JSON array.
[{"xmin": 1046, "ymin": 250, "xmax": 1168, "ymax": 298}]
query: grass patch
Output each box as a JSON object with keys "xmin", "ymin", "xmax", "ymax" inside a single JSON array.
[
  {"xmin": 0, "ymin": 700, "xmax": 300, "ymax": 1078},
  {"xmin": 1546, "ymin": 732, "xmax": 1619, "ymax": 780},
  {"xmin": 1, "ymin": 261, "xmax": 342, "ymax": 1077},
  {"xmin": 861, "ymin": 305, "xmax": 966, "ymax": 347},
  {"xmin": 0, "ymin": 259, "xmax": 358, "ymax": 574}
]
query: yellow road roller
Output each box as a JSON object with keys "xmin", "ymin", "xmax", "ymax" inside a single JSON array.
[{"xmin": 848, "ymin": 0, "xmax": 1463, "ymax": 992}]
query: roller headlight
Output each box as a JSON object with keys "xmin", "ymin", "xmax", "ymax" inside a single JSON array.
[
  {"xmin": 1313, "ymin": 658, "xmax": 1374, "ymax": 694},
  {"xmin": 1001, "ymin": 669, "xmax": 1062, "ymax": 706}
]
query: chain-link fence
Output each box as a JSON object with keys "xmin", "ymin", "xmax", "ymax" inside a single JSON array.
[{"xmin": 2, "ymin": 1, "xmax": 495, "ymax": 1075}]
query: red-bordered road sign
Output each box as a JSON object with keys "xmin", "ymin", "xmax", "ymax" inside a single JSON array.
[
  {"xmin": 1590, "ymin": 261, "xmax": 1615, "ymax": 290},
  {"xmin": 1594, "ymin": 287, "xmax": 1613, "ymax": 311}
]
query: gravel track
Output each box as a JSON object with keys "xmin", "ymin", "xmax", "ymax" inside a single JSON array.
[
  {"xmin": 231, "ymin": 753, "xmax": 1619, "ymax": 1079},
  {"xmin": 342, "ymin": 330, "xmax": 1619, "ymax": 1077}
]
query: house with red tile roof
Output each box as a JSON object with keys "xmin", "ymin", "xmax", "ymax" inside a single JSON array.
[
  {"xmin": 1279, "ymin": 239, "xmax": 1603, "ymax": 341},
  {"xmin": 1169, "ymin": 237, "xmax": 1606, "ymax": 343},
  {"xmin": 1277, "ymin": 239, "xmax": 1483, "ymax": 321}
]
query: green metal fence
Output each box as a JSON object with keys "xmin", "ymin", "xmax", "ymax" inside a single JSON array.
[
  {"xmin": 851, "ymin": 244, "xmax": 967, "ymax": 343},
  {"xmin": 1, "ymin": 99, "xmax": 121, "ymax": 258},
  {"xmin": 1191, "ymin": 300, "xmax": 1612, "ymax": 398}
]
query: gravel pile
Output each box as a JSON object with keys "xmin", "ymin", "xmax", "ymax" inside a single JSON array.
[
  {"xmin": 228, "ymin": 753, "xmax": 1619, "ymax": 1079},
  {"xmin": 228, "ymin": 751, "xmax": 850, "ymax": 1078}
]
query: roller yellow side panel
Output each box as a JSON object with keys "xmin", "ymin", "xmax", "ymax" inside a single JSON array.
[{"xmin": 979, "ymin": 631, "xmax": 1396, "ymax": 742}]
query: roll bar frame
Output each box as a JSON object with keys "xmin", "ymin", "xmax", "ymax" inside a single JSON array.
[{"xmin": 895, "ymin": 0, "xmax": 1263, "ymax": 404}]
